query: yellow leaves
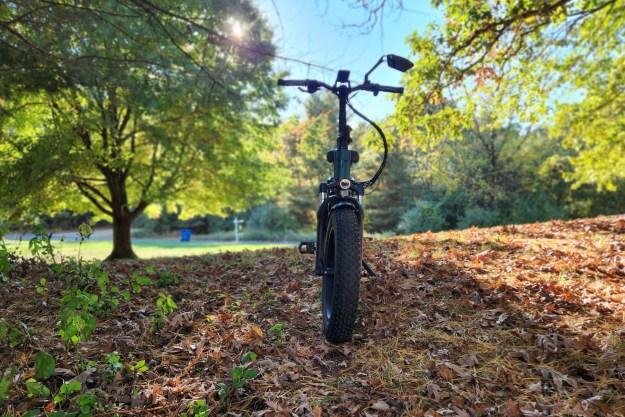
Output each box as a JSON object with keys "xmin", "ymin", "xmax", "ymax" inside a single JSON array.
[
  {"xmin": 243, "ymin": 325, "xmax": 263, "ymax": 346},
  {"xmin": 144, "ymin": 204, "xmax": 162, "ymax": 219}
]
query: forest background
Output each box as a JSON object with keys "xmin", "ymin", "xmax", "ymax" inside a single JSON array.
[{"xmin": 1, "ymin": 0, "xmax": 624, "ymax": 257}]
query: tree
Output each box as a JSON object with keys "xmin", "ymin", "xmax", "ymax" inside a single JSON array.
[
  {"xmin": 393, "ymin": 0, "xmax": 625, "ymax": 191},
  {"xmin": 276, "ymin": 93, "xmax": 339, "ymax": 228},
  {"xmin": 0, "ymin": 0, "xmax": 279, "ymax": 258},
  {"xmin": 363, "ymin": 134, "xmax": 417, "ymax": 233}
]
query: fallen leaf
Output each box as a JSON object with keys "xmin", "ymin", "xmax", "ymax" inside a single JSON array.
[
  {"xmin": 371, "ymin": 401, "xmax": 390, "ymax": 411},
  {"xmin": 458, "ymin": 353, "xmax": 478, "ymax": 367},
  {"xmin": 426, "ymin": 383, "xmax": 443, "ymax": 401}
]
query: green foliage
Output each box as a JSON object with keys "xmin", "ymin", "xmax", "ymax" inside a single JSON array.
[
  {"xmin": 131, "ymin": 269, "xmax": 153, "ymax": 293},
  {"xmin": 246, "ymin": 203, "xmax": 300, "ymax": 233},
  {"xmin": 0, "ymin": 366, "xmax": 16, "ymax": 405},
  {"xmin": 34, "ymin": 350, "xmax": 55, "ymax": 380},
  {"xmin": 76, "ymin": 391, "xmax": 100, "ymax": 416},
  {"xmin": 182, "ymin": 400, "xmax": 209, "ymax": 417},
  {"xmin": 54, "ymin": 381, "xmax": 82, "ymax": 404},
  {"xmin": 275, "ymin": 93, "xmax": 340, "ymax": 228},
  {"xmin": 232, "ymin": 366, "xmax": 258, "ymax": 389},
  {"xmin": 396, "ymin": 0, "xmax": 625, "ymax": 192},
  {"xmin": 0, "ymin": 227, "xmax": 12, "ymax": 283},
  {"xmin": 54, "ymin": 258, "xmax": 121, "ymax": 346},
  {"xmin": 0, "ymin": 0, "xmax": 281, "ymax": 259},
  {"xmin": 267, "ymin": 324, "xmax": 287, "ymax": 342},
  {"xmin": 128, "ymin": 360, "xmax": 149, "ymax": 376},
  {"xmin": 0, "ymin": 320, "xmax": 36, "ymax": 348},
  {"xmin": 151, "ymin": 293, "xmax": 178, "ymax": 332},
  {"xmin": 241, "ymin": 351, "xmax": 257, "ymax": 364},
  {"xmin": 457, "ymin": 206, "xmax": 502, "ymax": 230},
  {"xmin": 35, "ymin": 277, "xmax": 48, "ymax": 295},
  {"xmin": 101, "ymin": 352, "xmax": 123, "ymax": 382},
  {"xmin": 155, "ymin": 270, "xmax": 179, "ymax": 288},
  {"xmin": 218, "ymin": 351, "xmax": 258, "ymax": 399},
  {"xmin": 28, "ymin": 225, "xmax": 55, "ymax": 262},
  {"xmin": 58, "ymin": 290, "xmax": 98, "ymax": 345},
  {"xmin": 25, "ymin": 378, "xmax": 50, "ymax": 398},
  {"xmin": 364, "ymin": 147, "xmax": 418, "ymax": 233},
  {"xmin": 398, "ymin": 200, "xmax": 446, "ymax": 234}
]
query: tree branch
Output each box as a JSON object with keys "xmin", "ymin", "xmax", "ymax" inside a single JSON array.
[{"xmin": 74, "ymin": 181, "xmax": 113, "ymax": 216}]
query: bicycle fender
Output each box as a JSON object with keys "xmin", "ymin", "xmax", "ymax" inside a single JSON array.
[{"xmin": 329, "ymin": 200, "xmax": 363, "ymax": 224}]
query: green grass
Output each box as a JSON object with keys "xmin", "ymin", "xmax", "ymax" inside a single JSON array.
[{"xmin": 4, "ymin": 238, "xmax": 293, "ymax": 260}]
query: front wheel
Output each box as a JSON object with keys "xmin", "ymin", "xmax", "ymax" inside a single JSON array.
[{"xmin": 322, "ymin": 206, "xmax": 362, "ymax": 343}]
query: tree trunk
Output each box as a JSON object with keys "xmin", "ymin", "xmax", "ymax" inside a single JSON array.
[{"xmin": 107, "ymin": 214, "xmax": 138, "ymax": 260}]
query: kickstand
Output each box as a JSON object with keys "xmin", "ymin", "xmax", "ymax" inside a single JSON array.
[{"xmin": 362, "ymin": 259, "xmax": 376, "ymax": 277}]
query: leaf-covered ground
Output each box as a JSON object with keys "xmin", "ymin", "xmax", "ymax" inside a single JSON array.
[{"xmin": 2, "ymin": 215, "xmax": 625, "ymax": 416}]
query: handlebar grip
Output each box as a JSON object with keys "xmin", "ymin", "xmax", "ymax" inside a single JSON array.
[
  {"xmin": 277, "ymin": 79, "xmax": 308, "ymax": 87},
  {"xmin": 377, "ymin": 85, "xmax": 404, "ymax": 94}
]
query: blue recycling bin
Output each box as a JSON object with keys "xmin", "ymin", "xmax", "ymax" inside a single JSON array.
[{"xmin": 180, "ymin": 229, "xmax": 191, "ymax": 242}]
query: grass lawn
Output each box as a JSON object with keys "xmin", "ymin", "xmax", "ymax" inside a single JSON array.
[{"xmin": 4, "ymin": 237, "xmax": 293, "ymax": 260}]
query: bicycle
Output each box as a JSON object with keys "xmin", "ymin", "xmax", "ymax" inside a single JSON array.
[{"xmin": 277, "ymin": 54, "xmax": 413, "ymax": 343}]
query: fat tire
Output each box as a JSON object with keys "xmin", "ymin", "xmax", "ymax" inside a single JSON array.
[{"xmin": 322, "ymin": 206, "xmax": 361, "ymax": 343}]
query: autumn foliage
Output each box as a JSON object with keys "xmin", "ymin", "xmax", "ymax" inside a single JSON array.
[{"xmin": 1, "ymin": 215, "xmax": 624, "ymax": 416}]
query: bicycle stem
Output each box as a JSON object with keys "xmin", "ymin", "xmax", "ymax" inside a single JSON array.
[{"xmin": 334, "ymin": 85, "xmax": 352, "ymax": 180}]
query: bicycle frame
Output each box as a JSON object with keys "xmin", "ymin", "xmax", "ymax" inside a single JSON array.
[{"xmin": 314, "ymin": 82, "xmax": 365, "ymax": 276}]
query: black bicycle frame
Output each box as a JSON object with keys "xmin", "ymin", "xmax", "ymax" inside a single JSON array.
[{"xmin": 314, "ymin": 84, "xmax": 365, "ymax": 276}]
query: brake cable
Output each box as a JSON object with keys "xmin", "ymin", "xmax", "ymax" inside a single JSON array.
[{"xmin": 346, "ymin": 99, "xmax": 388, "ymax": 189}]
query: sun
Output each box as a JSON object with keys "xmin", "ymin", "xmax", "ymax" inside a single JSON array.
[{"xmin": 229, "ymin": 19, "xmax": 245, "ymax": 40}]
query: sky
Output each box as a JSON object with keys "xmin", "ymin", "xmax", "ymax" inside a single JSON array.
[{"xmin": 252, "ymin": 0, "xmax": 442, "ymax": 120}]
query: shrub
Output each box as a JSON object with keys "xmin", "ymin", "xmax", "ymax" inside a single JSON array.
[
  {"xmin": 246, "ymin": 203, "xmax": 300, "ymax": 232},
  {"xmin": 397, "ymin": 200, "xmax": 446, "ymax": 234},
  {"xmin": 457, "ymin": 206, "xmax": 503, "ymax": 229}
]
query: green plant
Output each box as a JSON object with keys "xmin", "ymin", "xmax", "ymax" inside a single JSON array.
[
  {"xmin": 58, "ymin": 290, "xmax": 97, "ymax": 345},
  {"xmin": 131, "ymin": 268, "xmax": 153, "ymax": 293},
  {"xmin": 0, "ymin": 320, "xmax": 36, "ymax": 348},
  {"xmin": 101, "ymin": 351, "xmax": 123, "ymax": 382},
  {"xmin": 86, "ymin": 261, "xmax": 118, "ymax": 310},
  {"xmin": 28, "ymin": 225, "xmax": 56, "ymax": 262},
  {"xmin": 128, "ymin": 359, "xmax": 149, "ymax": 376},
  {"xmin": 36, "ymin": 277, "xmax": 48, "ymax": 295},
  {"xmin": 35, "ymin": 350, "xmax": 56, "ymax": 380},
  {"xmin": 25, "ymin": 378, "xmax": 50, "ymax": 398},
  {"xmin": 151, "ymin": 293, "xmax": 178, "ymax": 332},
  {"xmin": 217, "ymin": 351, "xmax": 258, "ymax": 399},
  {"xmin": 155, "ymin": 270, "xmax": 179, "ymax": 288},
  {"xmin": 54, "ymin": 380, "xmax": 82, "ymax": 404},
  {"xmin": 260, "ymin": 289, "xmax": 278, "ymax": 306},
  {"xmin": 397, "ymin": 200, "xmax": 447, "ymax": 235},
  {"xmin": 0, "ymin": 229, "xmax": 11, "ymax": 283},
  {"xmin": 268, "ymin": 324, "xmax": 287, "ymax": 342},
  {"xmin": 246, "ymin": 203, "xmax": 301, "ymax": 233},
  {"xmin": 0, "ymin": 366, "xmax": 17, "ymax": 406},
  {"xmin": 182, "ymin": 399, "xmax": 209, "ymax": 417},
  {"xmin": 76, "ymin": 391, "xmax": 100, "ymax": 416}
]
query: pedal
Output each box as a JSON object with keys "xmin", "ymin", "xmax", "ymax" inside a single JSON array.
[
  {"xmin": 362, "ymin": 259, "xmax": 376, "ymax": 277},
  {"xmin": 298, "ymin": 242, "xmax": 316, "ymax": 254}
]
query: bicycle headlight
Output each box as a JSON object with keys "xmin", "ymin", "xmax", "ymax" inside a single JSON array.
[{"xmin": 339, "ymin": 178, "xmax": 351, "ymax": 190}]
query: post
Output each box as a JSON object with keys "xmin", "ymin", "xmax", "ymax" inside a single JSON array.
[{"xmin": 233, "ymin": 217, "xmax": 244, "ymax": 243}]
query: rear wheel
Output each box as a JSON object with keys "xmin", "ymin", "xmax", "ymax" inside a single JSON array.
[{"xmin": 322, "ymin": 206, "xmax": 361, "ymax": 343}]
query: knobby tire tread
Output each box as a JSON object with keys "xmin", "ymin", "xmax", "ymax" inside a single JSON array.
[{"xmin": 323, "ymin": 206, "xmax": 361, "ymax": 343}]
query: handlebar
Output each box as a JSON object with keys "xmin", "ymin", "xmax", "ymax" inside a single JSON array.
[
  {"xmin": 371, "ymin": 84, "xmax": 404, "ymax": 94},
  {"xmin": 277, "ymin": 79, "xmax": 308, "ymax": 87},
  {"xmin": 277, "ymin": 78, "xmax": 403, "ymax": 95}
]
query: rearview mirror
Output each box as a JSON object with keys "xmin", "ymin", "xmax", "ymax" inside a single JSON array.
[{"xmin": 387, "ymin": 54, "xmax": 414, "ymax": 72}]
